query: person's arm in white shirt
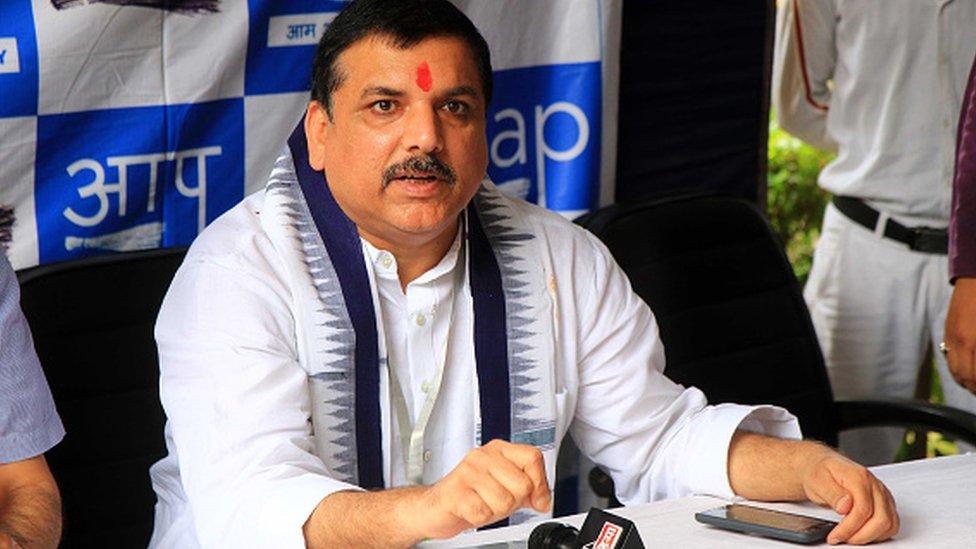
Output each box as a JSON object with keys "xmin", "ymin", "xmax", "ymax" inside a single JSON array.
[
  {"xmin": 728, "ymin": 432, "xmax": 898, "ymax": 545},
  {"xmin": 568, "ymin": 233, "xmax": 801, "ymax": 503},
  {"xmin": 570, "ymin": 234, "xmax": 897, "ymax": 545},
  {"xmin": 773, "ymin": 0, "xmax": 838, "ymax": 152},
  {"xmin": 156, "ymin": 255, "xmax": 354, "ymax": 548}
]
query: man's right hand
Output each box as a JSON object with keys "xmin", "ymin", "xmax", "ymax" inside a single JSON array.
[
  {"xmin": 409, "ymin": 439, "xmax": 552, "ymax": 540},
  {"xmin": 303, "ymin": 440, "xmax": 551, "ymax": 548}
]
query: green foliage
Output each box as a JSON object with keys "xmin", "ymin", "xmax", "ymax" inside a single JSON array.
[{"xmin": 766, "ymin": 117, "xmax": 833, "ymax": 285}]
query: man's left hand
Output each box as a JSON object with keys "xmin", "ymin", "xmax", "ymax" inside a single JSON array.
[
  {"xmin": 944, "ymin": 277, "xmax": 976, "ymax": 394},
  {"xmin": 797, "ymin": 447, "xmax": 899, "ymax": 545}
]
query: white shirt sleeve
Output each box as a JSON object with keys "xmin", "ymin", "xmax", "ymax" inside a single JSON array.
[
  {"xmin": 569, "ymin": 235, "xmax": 801, "ymax": 505},
  {"xmin": 156, "ymin": 253, "xmax": 362, "ymax": 548},
  {"xmin": 773, "ymin": 0, "xmax": 838, "ymax": 152}
]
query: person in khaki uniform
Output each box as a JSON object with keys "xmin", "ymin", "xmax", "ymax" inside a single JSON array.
[{"xmin": 774, "ymin": 0, "xmax": 976, "ymax": 466}]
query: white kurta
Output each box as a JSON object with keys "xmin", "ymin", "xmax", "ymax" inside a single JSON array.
[{"xmin": 149, "ymin": 182, "xmax": 800, "ymax": 548}]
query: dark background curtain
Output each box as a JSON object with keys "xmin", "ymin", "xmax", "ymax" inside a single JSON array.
[{"xmin": 615, "ymin": 0, "xmax": 774, "ymax": 206}]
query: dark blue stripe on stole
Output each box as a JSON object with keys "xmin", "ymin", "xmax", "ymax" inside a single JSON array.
[
  {"xmin": 467, "ymin": 202, "xmax": 511, "ymax": 529},
  {"xmin": 287, "ymin": 124, "xmax": 385, "ymax": 489}
]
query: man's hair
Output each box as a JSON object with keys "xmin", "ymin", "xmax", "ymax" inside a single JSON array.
[{"xmin": 311, "ymin": 0, "xmax": 493, "ymax": 118}]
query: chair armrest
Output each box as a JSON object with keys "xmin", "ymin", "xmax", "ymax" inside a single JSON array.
[
  {"xmin": 587, "ymin": 467, "xmax": 623, "ymax": 508},
  {"xmin": 835, "ymin": 398, "xmax": 976, "ymax": 447}
]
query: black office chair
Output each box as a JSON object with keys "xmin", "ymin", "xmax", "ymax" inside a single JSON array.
[
  {"xmin": 17, "ymin": 247, "xmax": 187, "ymax": 548},
  {"xmin": 575, "ymin": 193, "xmax": 976, "ymax": 504}
]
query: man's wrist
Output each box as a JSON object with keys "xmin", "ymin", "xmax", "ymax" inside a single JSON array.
[
  {"xmin": 392, "ymin": 485, "xmax": 431, "ymax": 543},
  {"xmin": 786, "ymin": 439, "xmax": 836, "ymax": 495},
  {"xmin": 951, "ymin": 275, "xmax": 976, "ymax": 286}
]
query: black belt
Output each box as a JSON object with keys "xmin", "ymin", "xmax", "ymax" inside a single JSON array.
[{"xmin": 831, "ymin": 196, "xmax": 948, "ymax": 255}]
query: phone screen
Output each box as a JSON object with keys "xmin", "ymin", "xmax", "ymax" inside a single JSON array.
[{"xmin": 711, "ymin": 504, "xmax": 835, "ymax": 533}]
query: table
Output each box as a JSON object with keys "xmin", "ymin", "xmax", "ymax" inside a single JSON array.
[{"xmin": 419, "ymin": 453, "xmax": 975, "ymax": 548}]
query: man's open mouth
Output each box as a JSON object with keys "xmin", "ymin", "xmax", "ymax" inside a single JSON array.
[
  {"xmin": 383, "ymin": 155, "xmax": 457, "ymax": 188},
  {"xmin": 392, "ymin": 173, "xmax": 440, "ymax": 182}
]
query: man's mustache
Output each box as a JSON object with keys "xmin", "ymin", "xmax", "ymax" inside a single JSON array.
[{"xmin": 382, "ymin": 155, "xmax": 457, "ymax": 188}]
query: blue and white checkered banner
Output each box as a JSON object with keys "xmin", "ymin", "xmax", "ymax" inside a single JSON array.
[{"xmin": 0, "ymin": 0, "xmax": 621, "ymax": 269}]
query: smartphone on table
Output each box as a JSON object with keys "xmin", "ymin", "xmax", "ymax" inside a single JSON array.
[{"xmin": 695, "ymin": 503, "xmax": 838, "ymax": 544}]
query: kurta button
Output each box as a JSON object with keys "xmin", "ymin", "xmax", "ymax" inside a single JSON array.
[
  {"xmin": 380, "ymin": 254, "xmax": 394, "ymax": 269},
  {"xmin": 415, "ymin": 314, "xmax": 427, "ymax": 326},
  {"xmin": 423, "ymin": 450, "xmax": 432, "ymax": 463},
  {"xmin": 421, "ymin": 380, "xmax": 431, "ymax": 393}
]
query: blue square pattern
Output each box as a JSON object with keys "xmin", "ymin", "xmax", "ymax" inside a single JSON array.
[
  {"xmin": 35, "ymin": 98, "xmax": 244, "ymax": 263},
  {"xmin": 0, "ymin": 0, "xmax": 39, "ymax": 118},
  {"xmin": 487, "ymin": 62, "xmax": 603, "ymax": 212},
  {"xmin": 246, "ymin": 0, "xmax": 351, "ymax": 96}
]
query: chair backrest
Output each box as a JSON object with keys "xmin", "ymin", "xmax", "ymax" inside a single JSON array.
[
  {"xmin": 17, "ymin": 247, "xmax": 187, "ymax": 548},
  {"xmin": 577, "ymin": 194, "xmax": 838, "ymax": 445}
]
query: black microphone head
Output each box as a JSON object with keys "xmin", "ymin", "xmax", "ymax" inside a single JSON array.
[
  {"xmin": 576, "ymin": 508, "xmax": 645, "ymax": 549},
  {"xmin": 528, "ymin": 521, "xmax": 579, "ymax": 549}
]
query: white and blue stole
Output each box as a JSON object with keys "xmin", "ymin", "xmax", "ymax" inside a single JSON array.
[{"xmin": 262, "ymin": 126, "xmax": 559, "ymax": 527}]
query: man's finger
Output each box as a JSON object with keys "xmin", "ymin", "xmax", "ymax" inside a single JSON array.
[
  {"xmin": 960, "ymin": 348, "xmax": 976, "ymax": 392},
  {"xmin": 833, "ymin": 493, "xmax": 853, "ymax": 515},
  {"xmin": 804, "ymin": 464, "xmax": 852, "ymax": 514},
  {"xmin": 846, "ymin": 481, "xmax": 897, "ymax": 545},
  {"xmin": 461, "ymin": 449, "xmax": 527, "ymax": 516},
  {"xmin": 946, "ymin": 344, "xmax": 976, "ymax": 394},
  {"xmin": 490, "ymin": 441, "xmax": 551, "ymax": 511},
  {"xmin": 825, "ymin": 471, "xmax": 875, "ymax": 544},
  {"xmin": 481, "ymin": 451, "xmax": 538, "ymax": 510},
  {"xmin": 945, "ymin": 347, "xmax": 959, "ymax": 379},
  {"xmin": 945, "ymin": 346, "xmax": 965, "ymax": 385},
  {"xmin": 881, "ymin": 486, "xmax": 900, "ymax": 540},
  {"xmin": 467, "ymin": 473, "xmax": 519, "ymax": 519},
  {"xmin": 454, "ymin": 486, "xmax": 498, "ymax": 527}
]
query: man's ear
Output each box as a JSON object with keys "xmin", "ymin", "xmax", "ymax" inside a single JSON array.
[{"xmin": 305, "ymin": 101, "xmax": 331, "ymax": 171}]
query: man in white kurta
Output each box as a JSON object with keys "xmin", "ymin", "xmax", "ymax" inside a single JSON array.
[
  {"xmin": 150, "ymin": 1, "xmax": 898, "ymax": 547},
  {"xmin": 150, "ymin": 174, "xmax": 804, "ymax": 547}
]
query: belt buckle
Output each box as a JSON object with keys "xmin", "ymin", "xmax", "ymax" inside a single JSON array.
[{"xmin": 909, "ymin": 226, "xmax": 947, "ymax": 254}]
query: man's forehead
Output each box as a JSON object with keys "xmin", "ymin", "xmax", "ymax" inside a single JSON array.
[{"xmin": 336, "ymin": 33, "xmax": 480, "ymax": 86}]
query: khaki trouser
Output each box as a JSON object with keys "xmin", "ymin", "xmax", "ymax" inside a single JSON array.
[{"xmin": 805, "ymin": 203, "xmax": 976, "ymax": 465}]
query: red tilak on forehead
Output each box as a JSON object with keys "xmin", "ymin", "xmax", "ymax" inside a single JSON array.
[{"xmin": 416, "ymin": 61, "xmax": 433, "ymax": 92}]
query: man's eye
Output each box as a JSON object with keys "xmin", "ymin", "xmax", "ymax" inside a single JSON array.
[
  {"xmin": 371, "ymin": 100, "xmax": 395, "ymax": 113},
  {"xmin": 443, "ymin": 100, "xmax": 469, "ymax": 115}
]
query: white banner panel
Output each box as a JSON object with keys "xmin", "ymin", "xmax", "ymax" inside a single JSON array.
[{"xmin": 0, "ymin": 0, "xmax": 621, "ymax": 270}]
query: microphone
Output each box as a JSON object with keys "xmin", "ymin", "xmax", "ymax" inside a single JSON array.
[
  {"xmin": 528, "ymin": 521, "xmax": 579, "ymax": 549},
  {"xmin": 527, "ymin": 508, "xmax": 644, "ymax": 549}
]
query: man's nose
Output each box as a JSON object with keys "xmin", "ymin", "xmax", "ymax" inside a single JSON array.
[{"xmin": 403, "ymin": 104, "xmax": 444, "ymax": 155}]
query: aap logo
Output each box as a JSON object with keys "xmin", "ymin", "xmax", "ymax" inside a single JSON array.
[
  {"xmin": 487, "ymin": 62, "xmax": 602, "ymax": 214},
  {"xmin": 34, "ymin": 99, "xmax": 244, "ymax": 263}
]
